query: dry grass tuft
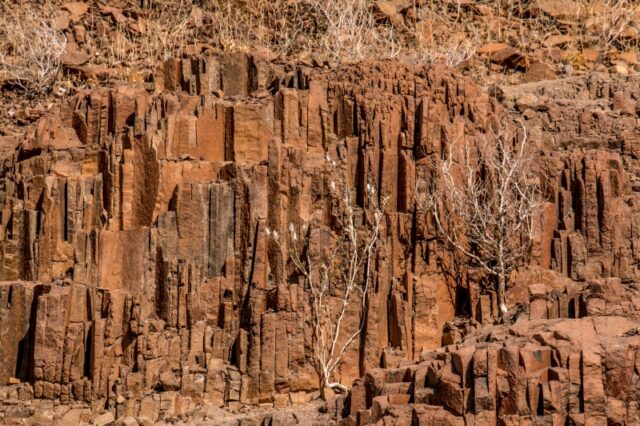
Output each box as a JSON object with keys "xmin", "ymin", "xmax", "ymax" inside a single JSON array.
[
  {"xmin": 0, "ymin": 2, "xmax": 67, "ymax": 96},
  {"xmin": 312, "ymin": 0, "xmax": 399, "ymax": 61},
  {"xmin": 204, "ymin": 0, "xmax": 398, "ymax": 61},
  {"xmin": 205, "ymin": 0, "xmax": 319, "ymax": 56},
  {"xmin": 86, "ymin": 0, "xmax": 195, "ymax": 69},
  {"xmin": 577, "ymin": 0, "xmax": 640, "ymax": 52}
]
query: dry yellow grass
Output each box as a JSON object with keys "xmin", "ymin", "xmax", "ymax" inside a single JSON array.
[
  {"xmin": 1, "ymin": 0, "xmax": 639, "ymax": 99},
  {"xmin": 0, "ymin": 1, "xmax": 67, "ymax": 96}
]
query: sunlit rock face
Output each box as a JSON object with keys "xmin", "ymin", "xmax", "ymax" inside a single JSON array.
[{"xmin": 1, "ymin": 54, "xmax": 640, "ymax": 424}]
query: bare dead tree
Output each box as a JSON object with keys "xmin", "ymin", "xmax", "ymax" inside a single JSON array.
[
  {"xmin": 267, "ymin": 154, "xmax": 384, "ymax": 399},
  {"xmin": 427, "ymin": 121, "xmax": 541, "ymax": 317}
]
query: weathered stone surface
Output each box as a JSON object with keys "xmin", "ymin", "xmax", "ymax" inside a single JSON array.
[
  {"xmin": 1, "ymin": 54, "xmax": 640, "ymax": 424},
  {"xmin": 346, "ymin": 297, "xmax": 640, "ymax": 425},
  {"xmin": 1, "ymin": 56, "xmax": 490, "ymax": 411}
]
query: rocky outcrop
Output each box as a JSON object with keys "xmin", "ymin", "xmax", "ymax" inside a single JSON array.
[
  {"xmin": 1, "ymin": 54, "xmax": 639, "ymax": 423},
  {"xmin": 0, "ymin": 55, "xmax": 494, "ymax": 417},
  {"xmin": 346, "ymin": 277, "xmax": 640, "ymax": 425}
]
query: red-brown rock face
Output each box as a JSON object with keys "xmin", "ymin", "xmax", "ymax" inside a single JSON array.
[
  {"xmin": 0, "ymin": 54, "xmax": 639, "ymax": 423},
  {"xmin": 348, "ymin": 275, "xmax": 640, "ymax": 425}
]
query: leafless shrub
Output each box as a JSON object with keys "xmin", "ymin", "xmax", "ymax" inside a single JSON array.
[
  {"xmin": 0, "ymin": 2, "xmax": 67, "ymax": 95},
  {"xmin": 312, "ymin": 0, "xmax": 399, "ymax": 61},
  {"xmin": 410, "ymin": 1, "xmax": 485, "ymax": 68},
  {"xmin": 583, "ymin": 0, "xmax": 640, "ymax": 52},
  {"xmin": 412, "ymin": 0, "xmax": 639, "ymax": 69},
  {"xmin": 143, "ymin": 0, "xmax": 194, "ymax": 61},
  {"xmin": 267, "ymin": 153, "xmax": 384, "ymax": 398},
  {"xmin": 205, "ymin": 0, "xmax": 397, "ymax": 61},
  {"xmin": 426, "ymin": 121, "xmax": 542, "ymax": 317},
  {"xmin": 419, "ymin": 37, "xmax": 476, "ymax": 67},
  {"xmin": 205, "ymin": 1, "xmax": 256, "ymax": 53},
  {"xmin": 205, "ymin": 0, "xmax": 315, "ymax": 57},
  {"xmin": 89, "ymin": 0, "xmax": 194, "ymax": 69}
]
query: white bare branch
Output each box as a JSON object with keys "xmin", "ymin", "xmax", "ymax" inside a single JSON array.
[
  {"xmin": 269, "ymin": 150, "xmax": 384, "ymax": 398},
  {"xmin": 311, "ymin": 0, "xmax": 399, "ymax": 61},
  {"xmin": 426, "ymin": 120, "xmax": 542, "ymax": 317},
  {"xmin": 0, "ymin": 3, "xmax": 67, "ymax": 96}
]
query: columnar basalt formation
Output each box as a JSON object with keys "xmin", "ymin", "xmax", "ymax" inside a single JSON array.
[
  {"xmin": 0, "ymin": 55, "xmax": 493, "ymax": 412},
  {"xmin": 347, "ymin": 276, "xmax": 640, "ymax": 425},
  {"xmin": 1, "ymin": 54, "xmax": 639, "ymax": 423}
]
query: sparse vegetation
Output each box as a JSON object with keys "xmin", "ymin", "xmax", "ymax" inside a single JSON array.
[
  {"xmin": 419, "ymin": 36, "xmax": 477, "ymax": 67},
  {"xmin": 205, "ymin": 0, "xmax": 322, "ymax": 57},
  {"xmin": 426, "ymin": 121, "xmax": 542, "ymax": 317},
  {"xmin": 579, "ymin": 0, "xmax": 640, "ymax": 52},
  {"xmin": 0, "ymin": 2, "xmax": 67, "ymax": 96},
  {"xmin": 86, "ymin": 0, "xmax": 195, "ymax": 68},
  {"xmin": 0, "ymin": 0, "xmax": 638, "ymax": 119},
  {"xmin": 312, "ymin": 0, "xmax": 399, "ymax": 61},
  {"xmin": 408, "ymin": 0, "xmax": 639, "ymax": 69},
  {"xmin": 267, "ymin": 152, "xmax": 384, "ymax": 399}
]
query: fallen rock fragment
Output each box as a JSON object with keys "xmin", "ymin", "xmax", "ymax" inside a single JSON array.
[
  {"xmin": 522, "ymin": 62, "xmax": 556, "ymax": 83},
  {"xmin": 62, "ymin": 2, "xmax": 89, "ymax": 22},
  {"xmin": 374, "ymin": 1, "xmax": 405, "ymax": 27},
  {"xmin": 612, "ymin": 91, "xmax": 636, "ymax": 115},
  {"xmin": 52, "ymin": 11, "xmax": 71, "ymax": 30},
  {"xmin": 477, "ymin": 43, "xmax": 529, "ymax": 70},
  {"xmin": 611, "ymin": 63, "xmax": 630, "ymax": 75},
  {"xmin": 61, "ymin": 46, "xmax": 90, "ymax": 67},
  {"xmin": 531, "ymin": 0, "xmax": 580, "ymax": 19}
]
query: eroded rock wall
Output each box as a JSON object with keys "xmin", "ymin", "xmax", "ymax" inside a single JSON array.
[
  {"xmin": 347, "ymin": 276, "xmax": 640, "ymax": 425},
  {"xmin": 0, "ymin": 54, "xmax": 639, "ymax": 419},
  {"xmin": 0, "ymin": 56, "xmax": 492, "ymax": 411}
]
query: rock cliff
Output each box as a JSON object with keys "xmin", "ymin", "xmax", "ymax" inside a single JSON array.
[{"xmin": 1, "ymin": 54, "xmax": 640, "ymax": 424}]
